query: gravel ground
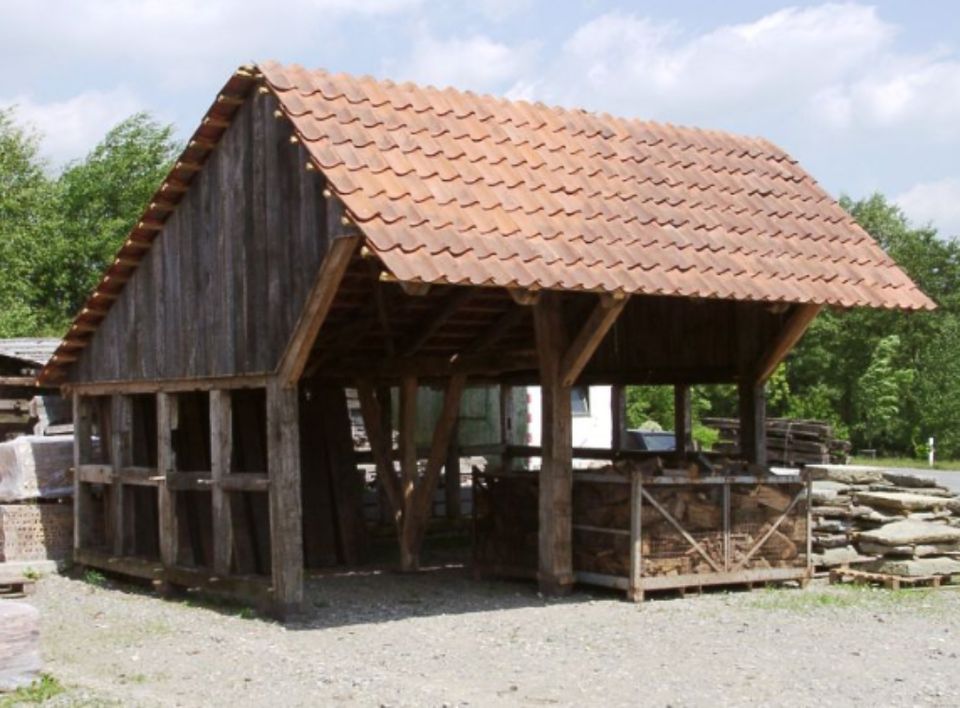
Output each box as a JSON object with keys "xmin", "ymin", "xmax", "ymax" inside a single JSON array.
[{"xmin": 16, "ymin": 564, "xmax": 960, "ymax": 707}]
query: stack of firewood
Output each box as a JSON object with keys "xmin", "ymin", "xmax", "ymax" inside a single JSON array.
[
  {"xmin": 809, "ymin": 465, "xmax": 960, "ymax": 578},
  {"xmin": 705, "ymin": 418, "xmax": 851, "ymax": 466},
  {"xmin": 475, "ymin": 458, "xmax": 808, "ymax": 582}
]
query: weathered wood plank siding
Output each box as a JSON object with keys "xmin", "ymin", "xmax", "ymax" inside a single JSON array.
[{"xmin": 70, "ymin": 92, "xmax": 330, "ymax": 383}]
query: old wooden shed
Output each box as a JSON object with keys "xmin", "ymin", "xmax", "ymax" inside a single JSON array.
[{"xmin": 39, "ymin": 62, "xmax": 932, "ymax": 615}]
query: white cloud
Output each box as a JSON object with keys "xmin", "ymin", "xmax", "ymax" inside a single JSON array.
[
  {"xmin": 2, "ymin": 89, "xmax": 145, "ymax": 167},
  {"xmin": 896, "ymin": 179, "xmax": 960, "ymax": 238},
  {"xmin": 396, "ymin": 33, "xmax": 537, "ymax": 92}
]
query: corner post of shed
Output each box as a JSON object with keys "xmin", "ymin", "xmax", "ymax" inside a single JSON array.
[
  {"xmin": 533, "ymin": 291, "xmax": 574, "ymax": 595},
  {"xmin": 266, "ymin": 378, "xmax": 304, "ymax": 617}
]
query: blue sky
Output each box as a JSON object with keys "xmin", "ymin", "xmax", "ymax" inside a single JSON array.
[{"xmin": 3, "ymin": 1, "xmax": 959, "ymax": 236}]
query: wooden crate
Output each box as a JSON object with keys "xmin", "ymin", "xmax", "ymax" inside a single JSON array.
[
  {"xmin": 474, "ymin": 469, "xmax": 811, "ymax": 599},
  {"xmin": 0, "ymin": 502, "xmax": 73, "ymax": 562}
]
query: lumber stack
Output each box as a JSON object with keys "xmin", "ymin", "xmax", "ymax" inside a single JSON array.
[
  {"xmin": 808, "ymin": 464, "xmax": 960, "ymax": 579},
  {"xmin": 705, "ymin": 417, "xmax": 851, "ymax": 466}
]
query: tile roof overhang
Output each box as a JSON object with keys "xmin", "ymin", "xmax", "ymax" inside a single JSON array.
[{"xmin": 38, "ymin": 62, "xmax": 935, "ymax": 385}]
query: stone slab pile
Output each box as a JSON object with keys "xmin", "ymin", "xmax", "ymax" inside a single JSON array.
[{"xmin": 808, "ymin": 464, "xmax": 960, "ymax": 578}]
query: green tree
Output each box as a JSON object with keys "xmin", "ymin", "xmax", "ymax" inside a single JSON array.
[
  {"xmin": 853, "ymin": 335, "xmax": 915, "ymax": 450},
  {"xmin": 0, "ymin": 107, "xmax": 57, "ymax": 336},
  {"xmin": 34, "ymin": 113, "xmax": 178, "ymax": 329},
  {"xmin": 916, "ymin": 315, "xmax": 960, "ymax": 458}
]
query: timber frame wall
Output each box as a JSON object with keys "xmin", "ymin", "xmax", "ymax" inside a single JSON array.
[{"xmin": 72, "ymin": 377, "xmax": 303, "ymax": 614}]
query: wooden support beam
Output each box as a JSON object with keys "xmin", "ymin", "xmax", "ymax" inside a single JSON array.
[
  {"xmin": 499, "ymin": 384, "xmax": 514, "ymax": 472},
  {"xmin": 444, "ymin": 419, "xmax": 461, "ymax": 520},
  {"xmin": 68, "ymin": 374, "xmax": 270, "ymax": 396},
  {"xmin": 738, "ymin": 381, "xmax": 767, "ymax": 467},
  {"xmin": 157, "ymin": 392, "xmax": 179, "ymax": 567},
  {"xmin": 73, "ymin": 394, "xmax": 95, "ymax": 552},
  {"xmin": 266, "ymin": 379, "xmax": 304, "ymax": 615},
  {"xmin": 276, "ymin": 234, "xmax": 360, "ymax": 386},
  {"xmin": 111, "ymin": 395, "xmax": 133, "ymax": 556},
  {"xmin": 611, "ymin": 385, "xmax": 628, "ymax": 453},
  {"xmin": 401, "ymin": 288, "xmax": 473, "ymax": 357},
  {"xmin": 210, "ymin": 390, "xmax": 233, "ymax": 576},
  {"xmin": 405, "ymin": 374, "xmax": 466, "ymax": 556},
  {"xmin": 674, "ymin": 384, "xmax": 692, "ymax": 454},
  {"xmin": 533, "ymin": 291, "xmax": 574, "ymax": 595},
  {"xmin": 322, "ymin": 351, "xmax": 537, "ymax": 381},
  {"xmin": 754, "ymin": 304, "xmax": 822, "ymax": 383},
  {"xmin": 355, "ymin": 382, "xmax": 402, "ymax": 520},
  {"xmin": 559, "ymin": 294, "xmax": 628, "ymax": 387},
  {"xmin": 397, "ymin": 376, "xmax": 418, "ymax": 571}
]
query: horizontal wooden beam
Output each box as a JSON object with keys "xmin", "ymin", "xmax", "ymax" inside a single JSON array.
[
  {"xmin": 66, "ymin": 374, "xmax": 270, "ymax": 396},
  {"xmin": 76, "ymin": 464, "xmax": 112, "ymax": 485},
  {"xmin": 334, "ymin": 351, "xmax": 537, "ymax": 380}
]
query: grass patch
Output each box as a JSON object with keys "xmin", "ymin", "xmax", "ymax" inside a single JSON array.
[
  {"xmin": 747, "ymin": 585, "xmax": 943, "ymax": 612},
  {"xmin": 848, "ymin": 456, "xmax": 960, "ymax": 471},
  {"xmin": 0, "ymin": 674, "xmax": 65, "ymax": 706},
  {"xmin": 81, "ymin": 569, "xmax": 107, "ymax": 588}
]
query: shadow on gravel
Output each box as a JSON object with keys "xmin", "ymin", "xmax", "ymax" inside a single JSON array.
[{"xmin": 288, "ymin": 563, "xmax": 604, "ymax": 631}]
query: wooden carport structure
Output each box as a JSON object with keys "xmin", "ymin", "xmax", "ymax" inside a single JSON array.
[{"xmin": 39, "ymin": 62, "xmax": 932, "ymax": 616}]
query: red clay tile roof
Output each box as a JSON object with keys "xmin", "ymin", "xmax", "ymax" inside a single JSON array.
[
  {"xmin": 260, "ymin": 61, "xmax": 933, "ymax": 311},
  {"xmin": 38, "ymin": 62, "xmax": 934, "ymax": 385}
]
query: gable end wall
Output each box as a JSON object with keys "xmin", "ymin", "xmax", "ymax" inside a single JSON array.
[{"xmin": 70, "ymin": 92, "xmax": 331, "ymax": 383}]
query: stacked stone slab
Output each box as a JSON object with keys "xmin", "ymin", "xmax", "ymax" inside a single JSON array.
[{"xmin": 808, "ymin": 465, "xmax": 960, "ymax": 578}]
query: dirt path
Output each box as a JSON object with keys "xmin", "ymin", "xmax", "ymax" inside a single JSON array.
[{"xmin": 23, "ymin": 569, "xmax": 960, "ymax": 707}]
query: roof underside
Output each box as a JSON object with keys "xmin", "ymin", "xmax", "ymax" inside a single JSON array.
[{"xmin": 39, "ymin": 62, "xmax": 933, "ymax": 385}]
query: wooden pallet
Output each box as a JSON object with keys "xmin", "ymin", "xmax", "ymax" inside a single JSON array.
[
  {"xmin": 0, "ymin": 577, "xmax": 36, "ymax": 598},
  {"xmin": 829, "ymin": 567, "xmax": 954, "ymax": 590}
]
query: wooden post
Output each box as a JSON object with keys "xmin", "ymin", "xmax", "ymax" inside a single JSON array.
[
  {"xmin": 111, "ymin": 395, "xmax": 132, "ymax": 556},
  {"xmin": 673, "ymin": 384, "xmax": 692, "ymax": 454},
  {"xmin": 738, "ymin": 380, "xmax": 767, "ymax": 466},
  {"xmin": 628, "ymin": 471, "xmax": 643, "ymax": 602},
  {"xmin": 157, "ymin": 392, "xmax": 179, "ymax": 568},
  {"xmin": 499, "ymin": 384, "xmax": 513, "ymax": 471},
  {"xmin": 397, "ymin": 376, "xmax": 418, "ymax": 571},
  {"xmin": 533, "ymin": 291, "xmax": 574, "ymax": 595},
  {"xmin": 210, "ymin": 390, "xmax": 233, "ymax": 576},
  {"xmin": 266, "ymin": 379, "xmax": 304, "ymax": 616},
  {"xmin": 444, "ymin": 418, "xmax": 461, "ymax": 520},
  {"xmin": 611, "ymin": 385, "xmax": 627, "ymax": 453},
  {"xmin": 73, "ymin": 394, "xmax": 94, "ymax": 552}
]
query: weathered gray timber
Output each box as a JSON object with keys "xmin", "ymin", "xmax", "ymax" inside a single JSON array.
[{"xmin": 70, "ymin": 92, "xmax": 330, "ymax": 383}]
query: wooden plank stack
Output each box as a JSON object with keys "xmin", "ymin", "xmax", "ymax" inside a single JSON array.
[
  {"xmin": 705, "ymin": 417, "xmax": 851, "ymax": 466},
  {"xmin": 807, "ymin": 465, "xmax": 960, "ymax": 580}
]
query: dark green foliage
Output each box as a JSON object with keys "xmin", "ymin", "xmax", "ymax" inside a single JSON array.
[{"xmin": 0, "ymin": 109, "xmax": 178, "ymax": 335}]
